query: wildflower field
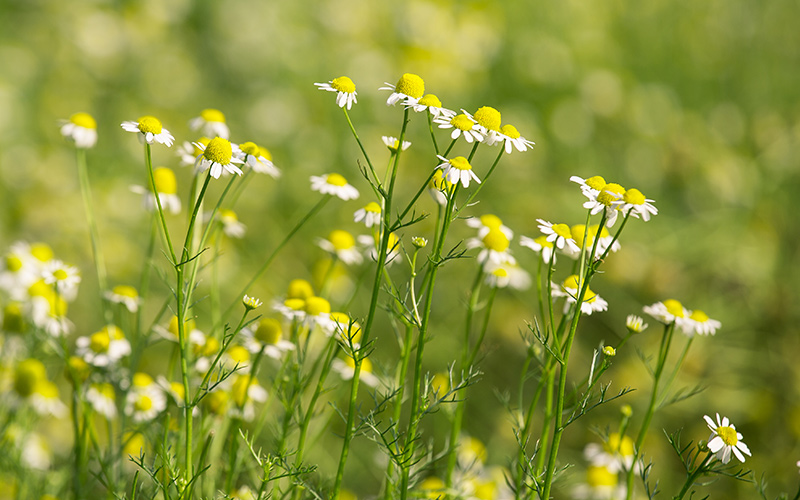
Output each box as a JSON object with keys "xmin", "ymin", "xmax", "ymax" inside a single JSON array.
[{"xmin": 1, "ymin": 1, "xmax": 799, "ymax": 499}]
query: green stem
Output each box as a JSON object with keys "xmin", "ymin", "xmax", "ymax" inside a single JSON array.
[
  {"xmin": 673, "ymin": 452, "xmax": 712, "ymax": 500},
  {"xmin": 382, "ymin": 322, "xmax": 415, "ymax": 500}
]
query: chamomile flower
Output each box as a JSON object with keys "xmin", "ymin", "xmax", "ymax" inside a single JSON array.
[
  {"xmin": 189, "ymin": 108, "xmax": 230, "ymax": 139},
  {"xmin": 29, "ymin": 379, "xmax": 68, "ymax": 418},
  {"xmin": 573, "ymin": 464, "xmax": 626, "ymax": 500},
  {"xmin": 570, "ymin": 175, "xmax": 608, "ymax": 201},
  {"xmin": 358, "ymin": 232, "xmax": 400, "ymax": 265},
  {"xmin": 537, "ymin": 219, "xmax": 580, "ymax": 253},
  {"xmin": 625, "ymin": 315, "xmax": 648, "ymax": 334},
  {"xmin": 563, "ymin": 224, "xmax": 620, "ymax": 259},
  {"xmin": 408, "ymin": 93, "xmax": 455, "ymax": 118},
  {"xmin": 273, "ymin": 297, "xmax": 306, "ymax": 323},
  {"xmin": 328, "ymin": 312, "xmax": 362, "ymax": 346},
  {"xmin": 1, "ymin": 241, "xmax": 43, "ymax": 301},
  {"xmin": 240, "ymin": 318, "xmax": 295, "ymax": 359},
  {"xmin": 230, "ymin": 374, "xmax": 268, "ymax": 421},
  {"xmin": 60, "ymin": 112, "xmax": 98, "ymax": 148},
  {"xmin": 619, "ymin": 188, "xmax": 658, "ymax": 222},
  {"xmin": 483, "ymin": 260, "xmax": 531, "ymax": 290},
  {"xmin": 303, "ymin": 296, "xmax": 333, "ymax": 331},
  {"xmin": 242, "ymin": 295, "xmax": 262, "ymax": 311},
  {"xmin": 520, "ymin": 235, "xmax": 556, "ymax": 264},
  {"xmin": 643, "ymin": 299, "xmax": 689, "ymax": 325},
  {"xmin": 381, "ymin": 136, "xmax": 412, "ymax": 153},
  {"xmin": 332, "ymin": 356, "xmax": 379, "ymax": 387},
  {"xmin": 194, "ymin": 137, "xmax": 244, "ymax": 179},
  {"xmin": 86, "ymin": 383, "xmax": 117, "ymax": 419},
  {"xmin": 437, "ymin": 155, "xmax": 481, "ymax": 188},
  {"xmin": 121, "ymin": 116, "xmax": 174, "ymax": 146},
  {"xmin": 354, "ymin": 202, "xmax": 382, "ymax": 228},
  {"xmin": 435, "ymin": 113, "xmax": 484, "ymax": 143},
  {"xmin": 287, "ymin": 278, "xmax": 315, "ymax": 300},
  {"xmin": 315, "ymin": 76, "xmax": 358, "ymax": 110},
  {"xmin": 583, "ymin": 183, "xmax": 626, "ymax": 227},
  {"xmin": 41, "ymin": 260, "xmax": 81, "ymax": 301},
  {"xmin": 584, "ymin": 433, "xmax": 636, "ymax": 473},
  {"xmin": 239, "ymin": 141, "xmax": 280, "ymax": 177},
  {"xmin": 466, "ymin": 214, "xmax": 513, "ymax": 239},
  {"xmin": 310, "ymin": 173, "xmax": 360, "ymax": 200},
  {"xmin": 380, "ymin": 73, "xmax": 425, "ymax": 106},
  {"xmin": 130, "ymin": 166, "xmax": 182, "ymax": 214},
  {"xmin": 75, "ymin": 325, "xmax": 132, "ymax": 368},
  {"xmin": 492, "ymin": 124, "xmax": 535, "ymax": 154},
  {"xmin": 457, "ymin": 435, "xmax": 488, "ymax": 470},
  {"xmin": 105, "ymin": 285, "xmax": 140, "ymax": 313},
  {"xmin": 555, "ymin": 275, "xmax": 608, "ymax": 315},
  {"xmin": 220, "ymin": 209, "xmax": 246, "ymax": 238},
  {"xmin": 27, "ymin": 281, "xmax": 72, "ymax": 337},
  {"xmin": 704, "ymin": 413, "xmax": 751, "ymax": 464},
  {"xmin": 317, "ymin": 229, "xmax": 363, "ymax": 265},
  {"xmin": 466, "ymin": 227, "xmax": 515, "ymax": 267},
  {"xmin": 428, "ymin": 169, "xmax": 455, "ymax": 205},
  {"xmin": 177, "ymin": 137, "xmax": 210, "ymax": 167},
  {"xmin": 125, "ymin": 373, "xmax": 167, "ymax": 423},
  {"xmin": 466, "ymin": 106, "xmax": 502, "ymax": 143},
  {"xmin": 680, "ymin": 310, "xmax": 721, "ymax": 336}
]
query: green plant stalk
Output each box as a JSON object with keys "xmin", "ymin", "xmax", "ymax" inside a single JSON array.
[
  {"xmin": 514, "ymin": 362, "xmax": 549, "ymax": 499},
  {"xmin": 624, "ymin": 322, "xmax": 676, "ymax": 500},
  {"xmin": 656, "ymin": 336, "xmax": 694, "ymax": 408},
  {"xmin": 399, "ymin": 183, "xmax": 460, "ymax": 500},
  {"xmin": 342, "ymin": 107, "xmax": 382, "ymax": 195},
  {"xmin": 75, "ymin": 147, "xmax": 112, "ymax": 323},
  {"xmin": 332, "ymin": 107, "xmax": 410, "ymax": 499},
  {"xmin": 673, "ymin": 452, "xmax": 712, "ymax": 500}
]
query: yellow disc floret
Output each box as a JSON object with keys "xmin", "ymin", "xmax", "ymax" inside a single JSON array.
[
  {"xmin": 112, "ymin": 285, "xmax": 139, "ymax": 299},
  {"xmin": 287, "ymin": 279, "xmax": 314, "ymax": 300},
  {"xmin": 479, "ymin": 214, "xmax": 503, "ymax": 229},
  {"xmin": 153, "ymin": 167, "xmax": 177, "ymax": 194},
  {"xmin": 605, "ymin": 433, "xmax": 634, "ymax": 456},
  {"xmin": 90, "ymin": 330, "xmax": 111, "ymax": 353},
  {"xmin": 239, "ymin": 141, "xmax": 260, "ymax": 156},
  {"xmin": 331, "ymin": 76, "xmax": 356, "ymax": 94},
  {"xmin": 690, "ymin": 310, "xmax": 709, "ymax": 322},
  {"xmin": 328, "ymin": 230, "xmax": 356, "ymax": 250},
  {"xmin": 597, "ymin": 183, "xmax": 626, "ymax": 206},
  {"xmin": 395, "ymin": 73, "xmax": 425, "ymax": 98},
  {"xmin": 451, "ymin": 114, "xmax": 475, "ymax": 131},
  {"xmin": 304, "ymin": 296, "xmax": 331, "ymax": 316},
  {"xmin": 482, "ymin": 228, "xmax": 510, "ymax": 252},
  {"xmin": 255, "ymin": 318, "xmax": 283, "ymax": 345},
  {"xmin": 200, "ymin": 108, "xmax": 226, "ymax": 123},
  {"xmin": 259, "ymin": 146, "xmax": 273, "ymax": 161},
  {"xmin": 326, "ymin": 173, "xmax": 348, "ymax": 186},
  {"xmin": 364, "ymin": 202, "xmax": 381, "ymax": 214},
  {"xmin": 70, "ymin": 112, "xmax": 97, "ymax": 129},
  {"xmin": 586, "ymin": 465, "xmax": 618, "ymax": 487},
  {"xmin": 449, "ymin": 156, "xmax": 472, "ymax": 171},
  {"xmin": 137, "ymin": 116, "xmax": 163, "ymax": 134},
  {"xmin": 30, "ymin": 243, "xmax": 54, "ymax": 262},
  {"xmin": 474, "ymin": 106, "xmax": 501, "ymax": 132},
  {"xmin": 663, "ymin": 299, "xmax": 685, "ymax": 318},
  {"xmin": 203, "ymin": 137, "xmax": 233, "ymax": 164},
  {"xmin": 14, "ymin": 359, "xmax": 47, "ymax": 397},
  {"xmin": 552, "ymin": 223, "xmax": 572, "ymax": 240},
  {"xmin": 584, "ymin": 176, "xmax": 606, "ymax": 191},
  {"xmin": 623, "ymin": 188, "xmax": 646, "ymax": 205},
  {"xmin": 418, "ymin": 94, "xmax": 442, "ymax": 108},
  {"xmin": 500, "ymin": 124, "xmax": 520, "ymax": 139},
  {"xmin": 716, "ymin": 425, "xmax": 738, "ymax": 446}
]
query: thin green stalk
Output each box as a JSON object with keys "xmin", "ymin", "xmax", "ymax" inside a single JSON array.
[
  {"xmin": 342, "ymin": 107, "xmax": 381, "ymax": 194},
  {"xmin": 382, "ymin": 322, "xmax": 415, "ymax": 500},
  {"xmin": 673, "ymin": 452, "xmax": 712, "ymax": 500}
]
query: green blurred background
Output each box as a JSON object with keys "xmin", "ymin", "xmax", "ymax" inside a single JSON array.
[{"xmin": 1, "ymin": 0, "xmax": 799, "ymax": 498}]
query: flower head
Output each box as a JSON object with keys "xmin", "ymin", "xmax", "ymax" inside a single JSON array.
[
  {"xmin": 583, "ymin": 182, "xmax": 626, "ymax": 227},
  {"xmin": 87, "ymin": 383, "xmax": 117, "ymax": 419},
  {"xmin": 220, "ymin": 209, "xmax": 246, "ymax": 238},
  {"xmin": 381, "ymin": 136, "xmax": 411, "ymax": 153},
  {"xmin": 60, "ymin": 112, "xmax": 97, "ymax": 148},
  {"xmin": 189, "ymin": 108, "xmax": 230, "ymax": 139},
  {"xmin": 354, "ymin": 202, "xmax": 382, "ymax": 228},
  {"xmin": 435, "ymin": 113, "xmax": 484, "ymax": 143},
  {"xmin": 483, "ymin": 260, "xmax": 531, "ymax": 290},
  {"xmin": 310, "ymin": 173, "xmax": 359, "ymax": 200},
  {"xmin": 520, "ymin": 235, "xmax": 556, "ymax": 264},
  {"xmin": 315, "ymin": 76, "xmax": 358, "ymax": 110},
  {"xmin": 643, "ymin": 299, "xmax": 688, "ymax": 325},
  {"xmin": 105, "ymin": 285, "xmax": 141, "ymax": 313},
  {"xmin": 194, "ymin": 137, "xmax": 245, "ymax": 179},
  {"xmin": 241, "ymin": 317, "xmax": 295, "ymax": 359},
  {"xmin": 620, "ymin": 188, "xmax": 657, "ymax": 222},
  {"xmin": 554, "ymin": 275, "xmax": 608, "ymax": 315},
  {"xmin": 537, "ymin": 219, "xmax": 580, "ymax": 254},
  {"xmin": 625, "ymin": 314, "xmax": 648, "ymax": 334},
  {"xmin": 679, "ymin": 309, "xmax": 721, "ymax": 336},
  {"xmin": 332, "ymin": 356, "xmax": 379, "ymax": 387},
  {"xmin": 409, "ymin": 94, "xmax": 455, "ymax": 118},
  {"xmin": 704, "ymin": 413, "xmax": 751, "ymax": 463},
  {"xmin": 42, "ymin": 260, "xmax": 81, "ymax": 300},
  {"xmin": 466, "ymin": 227, "xmax": 515, "ymax": 267},
  {"xmin": 492, "ymin": 124, "xmax": 535, "ymax": 154},
  {"xmin": 131, "ymin": 167, "xmax": 181, "ymax": 214},
  {"xmin": 125, "ymin": 372, "xmax": 167, "ymax": 423},
  {"xmin": 436, "ymin": 155, "xmax": 481, "ymax": 188},
  {"xmin": 466, "ymin": 214, "xmax": 513, "ymax": 239},
  {"xmin": 121, "ymin": 116, "xmax": 174, "ymax": 146},
  {"xmin": 380, "ymin": 73, "xmax": 425, "ymax": 106},
  {"xmin": 242, "ymin": 295, "xmax": 262, "ymax": 311},
  {"xmin": 428, "ymin": 169, "xmax": 455, "ymax": 205},
  {"xmin": 318, "ymin": 229, "xmax": 363, "ymax": 265},
  {"xmin": 239, "ymin": 141, "xmax": 280, "ymax": 177},
  {"xmin": 75, "ymin": 325, "xmax": 132, "ymax": 367}
]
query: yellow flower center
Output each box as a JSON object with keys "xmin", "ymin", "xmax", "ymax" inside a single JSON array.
[
  {"xmin": 570, "ymin": 224, "xmax": 594, "ymax": 246},
  {"xmin": 170, "ymin": 382, "xmax": 185, "ymax": 400},
  {"xmin": 328, "ymin": 229, "xmax": 355, "ymax": 250},
  {"xmin": 395, "ymin": 73, "xmax": 425, "ymax": 98},
  {"xmin": 479, "ymin": 214, "xmax": 502, "ymax": 229},
  {"xmin": 14, "ymin": 359, "xmax": 47, "ymax": 397},
  {"xmin": 5, "ymin": 254, "xmax": 23, "ymax": 272},
  {"xmin": 231, "ymin": 376, "xmax": 252, "ymax": 406},
  {"xmin": 430, "ymin": 169, "xmax": 453, "ymax": 190},
  {"xmin": 123, "ymin": 432, "xmax": 145, "ymax": 457},
  {"xmin": 95, "ymin": 383, "xmax": 115, "ymax": 399},
  {"xmin": 228, "ymin": 345, "xmax": 250, "ymax": 364},
  {"xmin": 345, "ymin": 356, "xmax": 373, "ymax": 373},
  {"xmin": 491, "ymin": 268, "xmax": 509, "ymax": 279},
  {"xmin": 259, "ymin": 146, "xmax": 273, "ymax": 161},
  {"xmin": 326, "ymin": 173, "xmax": 348, "ymax": 186},
  {"xmin": 135, "ymin": 394, "xmax": 153, "ymax": 412},
  {"xmin": 287, "ymin": 279, "xmax": 314, "ymax": 300},
  {"xmin": 430, "ymin": 373, "xmax": 450, "ymax": 395},
  {"xmin": 500, "ymin": 124, "xmax": 520, "ymax": 139},
  {"xmin": 199, "ymin": 337, "xmax": 220, "ymax": 357},
  {"xmin": 534, "ymin": 235, "xmax": 553, "ymax": 248},
  {"xmin": 220, "ymin": 209, "xmax": 238, "ymax": 222},
  {"xmin": 474, "ymin": 106, "xmax": 501, "ymax": 132},
  {"xmin": 587, "ymin": 465, "xmax": 618, "ymax": 487},
  {"xmin": 112, "ymin": 285, "xmax": 138, "ymax": 299},
  {"xmin": 31, "ymin": 243, "xmax": 54, "ymax": 262},
  {"xmin": 305, "ymin": 296, "xmax": 331, "ymax": 316},
  {"xmin": 364, "ymin": 202, "xmax": 381, "ymax": 214},
  {"xmin": 585, "ymin": 175, "xmax": 606, "ymax": 191},
  {"xmin": 482, "ymin": 228, "xmax": 510, "ymax": 252},
  {"xmin": 200, "ymin": 108, "xmax": 226, "ymax": 123},
  {"xmin": 563, "ymin": 275, "xmax": 581, "ymax": 290},
  {"xmin": 53, "ymin": 269, "xmax": 69, "ymax": 281},
  {"xmin": 623, "ymin": 188, "xmax": 646, "ymax": 205},
  {"xmin": 592, "ymin": 224, "xmax": 610, "ymax": 238},
  {"xmin": 597, "ymin": 183, "xmax": 626, "ymax": 206},
  {"xmin": 255, "ymin": 318, "xmax": 283, "ymax": 345},
  {"xmin": 203, "ymin": 390, "xmax": 229, "ymax": 415},
  {"xmin": 690, "ymin": 310, "xmax": 709, "ymax": 322},
  {"xmin": 90, "ymin": 331, "xmax": 111, "ymax": 353},
  {"xmin": 552, "ymin": 223, "xmax": 572, "ymax": 240},
  {"xmin": 716, "ymin": 425, "xmax": 738, "ymax": 446},
  {"xmin": 70, "ymin": 112, "xmax": 97, "ymax": 129},
  {"xmin": 137, "ymin": 116, "xmax": 163, "ymax": 134},
  {"xmin": 418, "ymin": 94, "xmax": 442, "ymax": 108},
  {"xmin": 239, "ymin": 141, "xmax": 260, "ymax": 156},
  {"xmin": 449, "ymin": 156, "xmax": 472, "ymax": 171},
  {"xmin": 331, "ymin": 76, "xmax": 356, "ymax": 93},
  {"xmin": 133, "ymin": 373, "xmax": 154, "ymax": 387},
  {"xmin": 604, "ymin": 433, "xmax": 634, "ymax": 456},
  {"xmin": 203, "ymin": 137, "xmax": 233, "ymax": 164},
  {"xmin": 153, "ymin": 167, "xmax": 177, "ymax": 194},
  {"xmin": 663, "ymin": 299, "xmax": 685, "ymax": 318},
  {"xmin": 167, "ymin": 315, "xmax": 196, "ymax": 337},
  {"xmin": 450, "ymin": 114, "xmax": 475, "ymax": 131},
  {"xmin": 34, "ymin": 380, "xmax": 59, "ymax": 399},
  {"xmin": 284, "ymin": 298, "xmax": 305, "ymax": 311}
]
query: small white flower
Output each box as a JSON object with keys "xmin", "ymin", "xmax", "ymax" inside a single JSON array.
[
  {"xmin": 121, "ymin": 116, "xmax": 174, "ymax": 147},
  {"xmin": 436, "ymin": 155, "xmax": 481, "ymax": 188},
  {"xmin": 407, "ymin": 93, "xmax": 455, "ymax": 119},
  {"xmin": 125, "ymin": 373, "xmax": 167, "ymax": 423},
  {"xmin": 41, "ymin": 260, "xmax": 81, "ymax": 301},
  {"xmin": 483, "ymin": 260, "xmax": 531, "ymax": 290},
  {"xmin": 582, "ymin": 182, "xmax": 626, "ymax": 227},
  {"xmin": 86, "ymin": 383, "xmax": 117, "ymax": 419},
  {"xmin": 239, "ymin": 141, "xmax": 280, "ymax": 178},
  {"xmin": 220, "ymin": 209, "xmax": 246, "ymax": 238},
  {"xmin": 466, "ymin": 228, "xmax": 515, "ymax": 267},
  {"xmin": 464, "ymin": 106, "xmax": 502, "ymax": 144},
  {"xmin": 188, "ymin": 108, "xmax": 230, "ymax": 139},
  {"xmin": 619, "ymin": 188, "xmax": 658, "ymax": 222},
  {"xmin": 625, "ymin": 314, "xmax": 648, "ymax": 333},
  {"xmin": 643, "ymin": 299, "xmax": 689, "ymax": 325},
  {"xmin": 379, "ymin": 73, "xmax": 425, "ymax": 106},
  {"xmin": 318, "ymin": 229, "xmax": 363, "ymax": 265},
  {"xmin": 60, "ymin": 112, "xmax": 98, "ymax": 148},
  {"xmin": 332, "ymin": 356, "xmax": 379, "ymax": 387},
  {"xmin": 537, "ymin": 219, "xmax": 580, "ymax": 254},
  {"xmin": 490, "ymin": 124, "xmax": 535, "ymax": 154},
  {"xmin": 583, "ymin": 433, "xmax": 636, "ymax": 474},
  {"xmin": 130, "ymin": 166, "xmax": 182, "ymax": 214},
  {"xmin": 242, "ymin": 294, "xmax": 262, "ymax": 310},
  {"xmin": 194, "ymin": 137, "xmax": 245, "ymax": 179},
  {"xmin": 679, "ymin": 309, "xmax": 721, "ymax": 336},
  {"xmin": 310, "ymin": 173, "xmax": 360, "ymax": 201},
  {"xmin": 519, "ymin": 235, "xmax": 556, "ymax": 264},
  {"xmin": 29, "ymin": 380, "xmax": 68, "ymax": 418},
  {"xmin": 240, "ymin": 318, "xmax": 295, "ymax": 359},
  {"xmin": 75, "ymin": 325, "xmax": 132, "ymax": 368},
  {"xmin": 434, "ymin": 113, "xmax": 484, "ymax": 143},
  {"xmin": 466, "ymin": 214, "xmax": 513, "ymax": 239},
  {"xmin": 105, "ymin": 285, "xmax": 141, "ymax": 313},
  {"xmin": 570, "ymin": 175, "xmax": 608, "ymax": 202},
  {"xmin": 315, "ymin": 76, "xmax": 358, "ymax": 110},
  {"xmin": 354, "ymin": 202, "xmax": 382, "ymax": 228},
  {"xmin": 177, "ymin": 139, "xmax": 208, "ymax": 167},
  {"xmin": 554, "ymin": 275, "xmax": 608, "ymax": 315},
  {"xmin": 704, "ymin": 413, "xmax": 751, "ymax": 464},
  {"xmin": 381, "ymin": 135, "xmax": 411, "ymax": 153}
]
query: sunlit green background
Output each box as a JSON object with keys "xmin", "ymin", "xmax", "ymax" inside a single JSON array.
[{"xmin": 1, "ymin": 0, "xmax": 799, "ymax": 498}]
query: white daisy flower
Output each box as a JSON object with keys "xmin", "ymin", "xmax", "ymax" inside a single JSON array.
[
  {"xmin": 679, "ymin": 309, "xmax": 721, "ymax": 336},
  {"xmin": 465, "ymin": 106, "xmax": 503, "ymax": 144},
  {"xmin": 358, "ymin": 232, "xmax": 401, "ymax": 265},
  {"xmin": 125, "ymin": 373, "xmax": 167, "ymax": 423},
  {"xmin": 239, "ymin": 141, "xmax": 280, "ymax": 178},
  {"xmin": 554, "ymin": 275, "xmax": 608, "ymax": 315},
  {"xmin": 332, "ymin": 356, "xmax": 379, "ymax": 387},
  {"xmin": 130, "ymin": 166, "xmax": 182, "ymax": 214},
  {"xmin": 86, "ymin": 383, "xmax": 117, "ymax": 419},
  {"xmin": 26, "ymin": 282, "xmax": 72, "ymax": 337},
  {"xmin": 240, "ymin": 318, "xmax": 295, "ymax": 359},
  {"xmin": 428, "ymin": 169, "xmax": 455, "ymax": 206},
  {"xmin": 105, "ymin": 285, "xmax": 141, "ymax": 313},
  {"xmin": 466, "ymin": 228, "xmax": 515, "ymax": 267},
  {"xmin": 317, "ymin": 229, "xmax": 363, "ymax": 265},
  {"xmin": 315, "ymin": 76, "xmax": 358, "ymax": 110},
  {"xmin": 310, "ymin": 173, "xmax": 360, "ymax": 200},
  {"xmin": 177, "ymin": 138, "xmax": 210, "ymax": 167},
  {"xmin": 29, "ymin": 379, "xmax": 68, "ymax": 418},
  {"xmin": 1, "ymin": 241, "xmax": 44, "ymax": 301},
  {"xmin": 379, "ymin": 73, "xmax": 425, "ymax": 106},
  {"xmin": 328, "ymin": 312, "xmax": 363, "ymax": 346},
  {"xmin": 194, "ymin": 137, "xmax": 245, "ymax": 179},
  {"xmin": 483, "ymin": 260, "xmax": 531, "ymax": 290},
  {"xmin": 407, "ymin": 93, "xmax": 456, "ymax": 119},
  {"xmin": 583, "ymin": 433, "xmax": 636, "ymax": 474},
  {"xmin": 619, "ymin": 188, "xmax": 658, "ymax": 222},
  {"xmin": 570, "ymin": 175, "xmax": 608, "ymax": 202},
  {"xmin": 353, "ymin": 202, "xmax": 382, "ymax": 228},
  {"xmin": 561, "ymin": 224, "xmax": 620, "ymax": 260},
  {"xmin": 230, "ymin": 374, "xmax": 268, "ymax": 422},
  {"xmin": 75, "ymin": 325, "xmax": 132, "ymax": 368},
  {"xmin": 436, "ymin": 155, "xmax": 481, "ymax": 188},
  {"xmin": 60, "ymin": 112, "xmax": 98, "ymax": 148},
  {"xmin": 302, "ymin": 296, "xmax": 334, "ymax": 332},
  {"xmin": 625, "ymin": 315, "xmax": 648, "ymax": 334},
  {"xmin": 434, "ymin": 113, "xmax": 484, "ymax": 143},
  {"xmin": 520, "ymin": 235, "xmax": 556, "ymax": 264},
  {"xmin": 242, "ymin": 295, "xmax": 262, "ymax": 311},
  {"xmin": 643, "ymin": 299, "xmax": 689, "ymax": 325},
  {"xmin": 381, "ymin": 135, "xmax": 411, "ymax": 153},
  {"xmin": 121, "ymin": 116, "xmax": 174, "ymax": 147},
  {"xmin": 219, "ymin": 209, "xmax": 246, "ymax": 239},
  {"xmin": 490, "ymin": 124, "xmax": 535, "ymax": 154},
  {"xmin": 21, "ymin": 432, "xmax": 53, "ymax": 470},
  {"xmin": 466, "ymin": 214, "xmax": 513, "ymax": 239},
  {"xmin": 537, "ymin": 219, "xmax": 580, "ymax": 254},
  {"xmin": 572, "ymin": 464, "xmax": 626, "ymax": 500},
  {"xmin": 704, "ymin": 413, "xmax": 751, "ymax": 464},
  {"xmin": 41, "ymin": 259, "xmax": 81, "ymax": 301},
  {"xmin": 188, "ymin": 108, "xmax": 230, "ymax": 139},
  {"xmin": 272, "ymin": 297, "xmax": 307, "ymax": 323},
  {"xmin": 583, "ymin": 183, "xmax": 626, "ymax": 227}
]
